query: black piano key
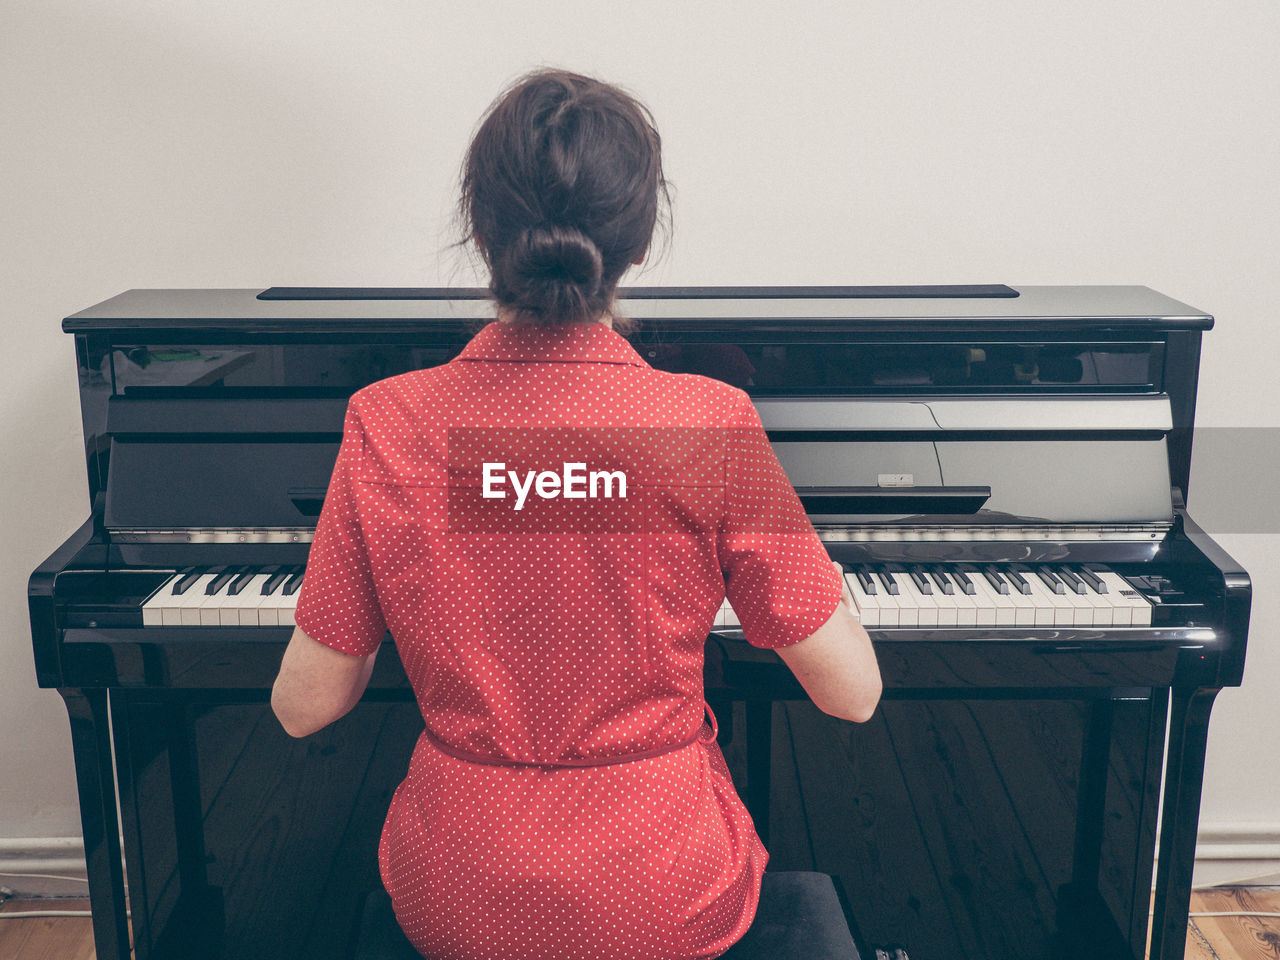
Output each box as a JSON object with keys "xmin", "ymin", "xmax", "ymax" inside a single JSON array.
[
  {"xmin": 227, "ymin": 569, "xmax": 257, "ymax": 597},
  {"xmin": 874, "ymin": 570, "xmax": 900, "ymax": 595},
  {"xmin": 282, "ymin": 567, "xmax": 305, "ymax": 597},
  {"xmin": 908, "ymin": 567, "xmax": 933, "ymax": 595},
  {"xmin": 171, "ymin": 566, "xmax": 202, "ymax": 596},
  {"xmin": 950, "ymin": 567, "xmax": 978, "ymax": 595},
  {"xmin": 1079, "ymin": 565, "xmax": 1108, "ymax": 594},
  {"xmin": 981, "ymin": 566, "xmax": 1010, "ymax": 595},
  {"xmin": 1005, "ymin": 566, "xmax": 1034, "ymax": 595},
  {"xmin": 262, "ymin": 566, "xmax": 289, "ymax": 595},
  {"xmin": 927, "ymin": 569, "xmax": 955, "ymax": 594},
  {"xmin": 205, "ymin": 566, "xmax": 240, "ymax": 595},
  {"xmin": 854, "ymin": 567, "xmax": 877, "ymax": 595},
  {"xmin": 1056, "ymin": 567, "xmax": 1088, "ymax": 595},
  {"xmin": 1035, "ymin": 567, "xmax": 1066, "ymax": 594}
]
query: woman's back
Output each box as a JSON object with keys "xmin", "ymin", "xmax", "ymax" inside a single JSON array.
[
  {"xmin": 299, "ymin": 319, "xmax": 838, "ymax": 959},
  {"xmin": 302, "ymin": 319, "xmax": 838, "ymax": 761}
]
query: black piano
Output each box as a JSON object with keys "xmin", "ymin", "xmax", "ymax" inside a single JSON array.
[{"xmin": 29, "ymin": 285, "xmax": 1249, "ymax": 960}]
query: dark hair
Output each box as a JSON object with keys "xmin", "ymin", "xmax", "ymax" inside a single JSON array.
[{"xmin": 460, "ymin": 69, "xmax": 669, "ymax": 328}]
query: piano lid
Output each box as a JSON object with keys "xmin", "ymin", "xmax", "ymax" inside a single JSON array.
[{"xmin": 63, "ymin": 286, "xmax": 1214, "ymax": 334}]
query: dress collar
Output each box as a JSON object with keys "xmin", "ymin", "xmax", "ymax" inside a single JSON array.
[{"xmin": 455, "ymin": 320, "xmax": 647, "ymax": 367}]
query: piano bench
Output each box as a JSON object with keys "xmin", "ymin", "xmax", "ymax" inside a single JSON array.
[{"xmin": 352, "ymin": 871, "xmax": 862, "ymax": 960}]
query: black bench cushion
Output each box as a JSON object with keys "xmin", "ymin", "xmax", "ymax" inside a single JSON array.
[
  {"xmin": 722, "ymin": 871, "xmax": 861, "ymax": 960},
  {"xmin": 354, "ymin": 870, "xmax": 860, "ymax": 960}
]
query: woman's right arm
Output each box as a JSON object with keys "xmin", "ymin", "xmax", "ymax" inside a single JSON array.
[{"xmin": 774, "ymin": 562, "xmax": 882, "ymax": 723}]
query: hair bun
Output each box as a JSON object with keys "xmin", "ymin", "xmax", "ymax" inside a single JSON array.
[
  {"xmin": 490, "ymin": 224, "xmax": 606, "ymax": 324},
  {"xmin": 513, "ymin": 224, "xmax": 604, "ymax": 294}
]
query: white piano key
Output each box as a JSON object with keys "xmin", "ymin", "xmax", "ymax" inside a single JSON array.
[
  {"xmin": 870, "ymin": 573, "xmax": 901, "ymax": 627},
  {"xmin": 199, "ymin": 577, "xmax": 234, "ymax": 626},
  {"xmin": 1097, "ymin": 571, "xmax": 1152, "ymax": 626},
  {"xmin": 845, "ymin": 573, "xmax": 880, "ymax": 628},
  {"xmin": 1079, "ymin": 586, "xmax": 1115, "ymax": 626},
  {"xmin": 1058, "ymin": 575, "xmax": 1103, "ymax": 626},
  {"xmin": 154, "ymin": 572, "xmax": 203, "ymax": 626},
  {"xmin": 1030, "ymin": 567, "xmax": 1095, "ymax": 626},
  {"xmin": 895, "ymin": 573, "xmax": 938, "ymax": 627},
  {"xmin": 957, "ymin": 570, "xmax": 993, "ymax": 624},
  {"xmin": 1036, "ymin": 568, "xmax": 1097, "ymax": 626},
  {"xmin": 1065, "ymin": 568, "xmax": 1115, "ymax": 625},
  {"xmin": 921, "ymin": 571, "xmax": 961, "ymax": 627},
  {"xmin": 176, "ymin": 574, "xmax": 222, "ymax": 626},
  {"xmin": 1085, "ymin": 570, "xmax": 1134, "ymax": 626},
  {"xmin": 213, "ymin": 571, "xmax": 254, "ymax": 626},
  {"xmin": 229, "ymin": 573, "xmax": 275, "ymax": 626},
  {"xmin": 946, "ymin": 579, "xmax": 978, "ymax": 627},
  {"xmin": 887, "ymin": 573, "xmax": 921, "ymax": 628},
  {"xmin": 141, "ymin": 574, "xmax": 179, "ymax": 626},
  {"xmin": 1097, "ymin": 585, "xmax": 1132, "ymax": 625},
  {"xmin": 1001, "ymin": 583, "xmax": 1040, "ymax": 627},
  {"xmin": 994, "ymin": 571, "xmax": 1045, "ymax": 626},
  {"xmin": 259, "ymin": 572, "xmax": 302, "ymax": 627},
  {"xmin": 1020, "ymin": 573, "xmax": 1075, "ymax": 626},
  {"xmin": 968, "ymin": 573, "xmax": 1019, "ymax": 626}
]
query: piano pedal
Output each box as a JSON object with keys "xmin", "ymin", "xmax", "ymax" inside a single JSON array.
[{"xmin": 872, "ymin": 947, "xmax": 910, "ymax": 960}]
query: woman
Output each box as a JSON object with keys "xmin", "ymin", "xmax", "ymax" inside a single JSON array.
[{"xmin": 272, "ymin": 69, "xmax": 880, "ymax": 960}]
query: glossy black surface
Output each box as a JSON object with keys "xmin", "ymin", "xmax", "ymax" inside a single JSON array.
[{"xmin": 31, "ymin": 288, "xmax": 1249, "ymax": 960}]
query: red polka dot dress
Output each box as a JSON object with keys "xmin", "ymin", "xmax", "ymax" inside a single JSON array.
[{"xmin": 294, "ymin": 320, "xmax": 842, "ymax": 960}]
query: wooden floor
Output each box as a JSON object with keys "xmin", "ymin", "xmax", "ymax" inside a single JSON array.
[{"xmin": 3, "ymin": 889, "xmax": 1278, "ymax": 959}]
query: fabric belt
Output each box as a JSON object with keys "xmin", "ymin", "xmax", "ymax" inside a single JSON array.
[{"xmin": 422, "ymin": 699, "xmax": 720, "ymax": 769}]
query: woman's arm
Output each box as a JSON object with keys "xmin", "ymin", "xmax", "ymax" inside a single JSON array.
[
  {"xmin": 774, "ymin": 562, "xmax": 882, "ymax": 723},
  {"xmin": 271, "ymin": 626, "xmax": 378, "ymax": 738}
]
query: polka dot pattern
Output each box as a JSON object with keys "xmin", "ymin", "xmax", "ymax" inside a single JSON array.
[{"xmin": 293, "ymin": 320, "xmax": 842, "ymax": 960}]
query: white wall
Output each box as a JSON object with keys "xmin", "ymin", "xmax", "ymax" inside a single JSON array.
[{"xmin": 2, "ymin": 0, "xmax": 1278, "ymax": 889}]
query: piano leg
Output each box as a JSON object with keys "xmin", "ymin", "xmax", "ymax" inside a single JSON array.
[
  {"xmin": 1148, "ymin": 686, "xmax": 1220, "ymax": 960},
  {"xmin": 112, "ymin": 696, "xmax": 225, "ymax": 960},
  {"xmin": 1071, "ymin": 698, "xmax": 1114, "ymax": 887},
  {"xmin": 1058, "ymin": 692, "xmax": 1166, "ymax": 959},
  {"xmin": 60, "ymin": 687, "xmax": 131, "ymax": 960}
]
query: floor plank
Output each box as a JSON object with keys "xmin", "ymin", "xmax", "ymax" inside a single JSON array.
[
  {"xmin": 1191, "ymin": 888, "xmax": 1280, "ymax": 960},
  {"xmin": 0, "ymin": 898, "xmax": 96, "ymax": 960},
  {"xmin": 1185, "ymin": 918, "xmax": 1225, "ymax": 960}
]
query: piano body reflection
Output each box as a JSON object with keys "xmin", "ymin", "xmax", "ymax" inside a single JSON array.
[{"xmin": 29, "ymin": 285, "xmax": 1249, "ymax": 960}]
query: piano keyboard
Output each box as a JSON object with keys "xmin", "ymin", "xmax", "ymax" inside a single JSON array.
[
  {"xmin": 716, "ymin": 564, "xmax": 1152, "ymax": 629},
  {"xmin": 142, "ymin": 565, "xmax": 306, "ymax": 626},
  {"xmin": 146, "ymin": 563, "xmax": 1151, "ymax": 631}
]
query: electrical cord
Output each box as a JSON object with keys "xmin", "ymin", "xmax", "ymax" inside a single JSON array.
[
  {"xmin": 0, "ymin": 872, "xmax": 88, "ymax": 883},
  {"xmin": 1187, "ymin": 911, "xmax": 1280, "ymax": 918},
  {"xmin": 0, "ymin": 910, "xmax": 98, "ymax": 919}
]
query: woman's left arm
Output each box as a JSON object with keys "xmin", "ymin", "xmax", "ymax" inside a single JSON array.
[{"xmin": 271, "ymin": 626, "xmax": 378, "ymax": 738}]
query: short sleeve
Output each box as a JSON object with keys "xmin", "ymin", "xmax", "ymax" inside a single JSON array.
[
  {"xmin": 293, "ymin": 396, "xmax": 388, "ymax": 657},
  {"xmin": 718, "ymin": 394, "xmax": 842, "ymax": 649}
]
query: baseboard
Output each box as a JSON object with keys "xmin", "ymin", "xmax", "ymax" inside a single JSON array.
[
  {"xmin": 1189, "ymin": 823, "xmax": 1280, "ymax": 887},
  {"xmin": 0, "ymin": 837, "xmax": 88, "ymax": 898}
]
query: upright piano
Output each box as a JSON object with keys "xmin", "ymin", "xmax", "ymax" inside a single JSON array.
[{"xmin": 29, "ymin": 285, "xmax": 1250, "ymax": 960}]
